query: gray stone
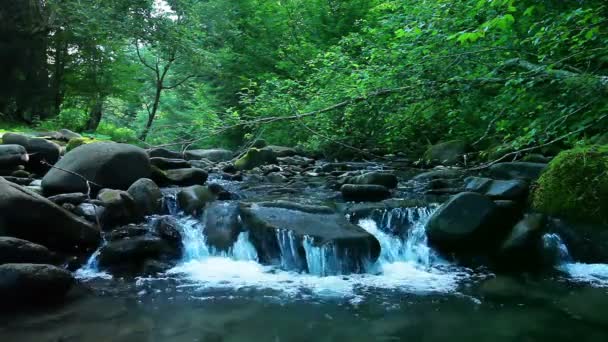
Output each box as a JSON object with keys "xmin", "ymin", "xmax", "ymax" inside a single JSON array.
[
  {"xmin": 203, "ymin": 202, "xmax": 241, "ymax": 251},
  {"xmin": 185, "ymin": 149, "xmax": 233, "ymax": 162},
  {"xmin": 0, "ymin": 237, "xmax": 54, "ymax": 264},
  {"xmin": 98, "ymin": 236, "xmax": 179, "ymax": 270},
  {"xmin": 148, "ymin": 147, "xmax": 183, "ymax": 159},
  {"xmin": 464, "ymin": 176, "xmax": 528, "ymax": 200},
  {"xmin": 150, "ymin": 157, "xmax": 191, "ymax": 170},
  {"xmin": 0, "ymin": 145, "xmax": 28, "ymax": 167},
  {"xmin": 340, "ymin": 184, "xmax": 391, "ymax": 202},
  {"xmin": 2, "ymin": 133, "xmax": 61, "ymax": 173},
  {"xmin": 488, "ymin": 162, "xmax": 547, "ymax": 181},
  {"xmin": 423, "ymin": 140, "xmax": 467, "ymax": 166},
  {"xmin": 176, "ymin": 185, "xmax": 217, "ymax": 215},
  {"xmin": 97, "ymin": 189, "xmax": 143, "ymax": 228},
  {"xmin": 128, "ymin": 178, "xmax": 163, "ymax": 216},
  {"xmin": 165, "ymin": 168, "xmax": 208, "ymax": 186},
  {"xmin": 47, "ymin": 192, "xmax": 88, "ymax": 206},
  {"xmin": 0, "ymin": 263, "xmax": 74, "ymax": 304},
  {"xmin": 42, "ymin": 142, "xmax": 151, "ymax": 195}
]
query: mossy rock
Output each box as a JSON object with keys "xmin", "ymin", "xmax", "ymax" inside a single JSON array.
[
  {"xmin": 66, "ymin": 137, "xmax": 98, "ymax": 152},
  {"xmin": 532, "ymin": 146, "xmax": 608, "ymax": 224},
  {"xmin": 234, "ymin": 148, "xmax": 277, "ymax": 170}
]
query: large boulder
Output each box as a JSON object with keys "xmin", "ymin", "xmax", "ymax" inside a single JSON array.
[
  {"xmin": 176, "ymin": 185, "xmax": 218, "ymax": 215},
  {"xmin": 426, "ymin": 192, "xmax": 508, "ymax": 253},
  {"xmin": 235, "ymin": 148, "xmax": 277, "ymax": 170},
  {"xmin": 532, "ymin": 146, "xmax": 608, "ymax": 224},
  {"xmin": 0, "ymin": 145, "xmax": 28, "ymax": 168},
  {"xmin": 495, "ymin": 214, "xmax": 547, "ymax": 270},
  {"xmin": 0, "ymin": 177, "xmax": 100, "ymax": 251},
  {"xmin": 488, "ymin": 162, "xmax": 547, "ymax": 181},
  {"xmin": 203, "ymin": 202, "xmax": 241, "ymax": 251},
  {"xmin": 127, "ymin": 178, "xmax": 163, "ymax": 217},
  {"xmin": 41, "ymin": 142, "xmax": 151, "ymax": 195},
  {"xmin": 185, "ymin": 148, "xmax": 233, "ymax": 162},
  {"xmin": 0, "ymin": 263, "xmax": 74, "ymax": 305},
  {"xmin": 342, "ymin": 171, "xmax": 398, "ymax": 189},
  {"xmin": 164, "ymin": 168, "xmax": 208, "ymax": 186},
  {"xmin": 423, "ymin": 140, "xmax": 467, "ymax": 166},
  {"xmin": 2, "ymin": 133, "xmax": 61, "ymax": 173},
  {"xmin": 340, "ymin": 184, "xmax": 391, "ymax": 202},
  {"xmin": 239, "ymin": 202, "xmax": 380, "ymax": 274},
  {"xmin": 0, "ymin": 237, "xmax": 55, "ymax": 264},
  {"xmin": 464, "ymin": 177, "xmax": 528, "ymax": 200},
  {"xmin": 97, "ymin": 189, "xmax": 143, "ymax": 228}
]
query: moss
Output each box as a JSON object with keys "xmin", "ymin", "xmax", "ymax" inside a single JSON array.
[
  {"xmin": 66, "ymin": 137, "xmax": 98, "ymax": 152},
  {"xmin": 234, "ymin": 148, "xmax": 277, "ymax": 170},
  {"xmin": 532, "ymin": 145, "xmax": 608, "ymax": 224}
]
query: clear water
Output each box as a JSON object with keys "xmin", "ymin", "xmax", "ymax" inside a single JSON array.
[{"xmin": 4, "ymin": 207, "xmax": 608, "ymax": 341}]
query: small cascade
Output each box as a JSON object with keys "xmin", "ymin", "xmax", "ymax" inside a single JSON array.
[
  {"xmin": 74, "ymin": 239, "xmax": 112, "ymax": 280},
  {"xmin": 542, "ymin": 233, "xmax": 571, "ymax": 263},
  {"xmin": 302, "ymin": 236, "xmax": 343, "ymax": 276},
  {"xmin": 359, "ymin": 206, "xmax": 440, "ymax": 267},
  {"xmin": 276, "ymin": 229, "xmax": 306, "ymax": 271}
]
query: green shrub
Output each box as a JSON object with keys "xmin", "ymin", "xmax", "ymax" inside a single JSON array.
[
  {"xmin": 96, "ymin": 122, "xmax": 139, "ymax": 144},
  {"xmin": 532, "ymin": 146, "xmax": 608, "ymax": 224}
]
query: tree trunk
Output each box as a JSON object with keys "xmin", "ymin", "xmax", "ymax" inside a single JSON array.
[
  {"xmin": 85, "ymin": 96, "xmax": 104, "ymax": 132},
  {"xmin": 139, "ymin": 85, "xmax": 163, "ymax": 141}
]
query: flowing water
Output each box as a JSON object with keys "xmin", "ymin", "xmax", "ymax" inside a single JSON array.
[{"xmin": 3, "ymin": 202, "xmax": 608, "ymax": 341}]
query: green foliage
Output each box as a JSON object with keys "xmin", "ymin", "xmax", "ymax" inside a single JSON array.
[
  {"xmin": 36, "ymin": 108, "xmax": 89, "ymax": 132},
  {"xmin": 95, "ymin": 122, "xmax": 139, "ymax": 144},
  {"xmin": 533, "ymin": 146, "xmax": 608, "ymax": 224},
  {"xmin": 66, "ymin": 137, "xmax": 99, "ymax": 152}
]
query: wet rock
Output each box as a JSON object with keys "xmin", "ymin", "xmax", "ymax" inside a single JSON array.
[
  {"xmin": 488, "ymin": 162, "xmax": 547, "ymax": 181},
  {"xmin": 188, "ymin": 159, "xmax": 214, "ymax": 169},
  {"xmin": 235, "ymin": 148, "xmax": 277, "ymax": 170},
  {"xmin": 185, "ymin": 149, "xmax": 233, "ymax": 162},
  {"xmin": 47, "ymin": 192, "xmax": 88, "ymax": 206},
  {"xmin": 11, "ymin": 169, "xmax": 30, "ymax": 178},
  {"xmin": 97, "ymin": 189, "xmax": 143, "ymax": 228},
  {"xmin": 74, "ymin": 203, "xmax": 105, "ymax": 223},
  {"xmin": 267, "ymin": 172, "xmax": 288, "ymax": 183},
  {"xmin": 128, "ymin": 178, "xmax": 163, "ymax": 216},
  {"xmin": 239, "ymin": 202, "xmax": 380, "ymax": 272},
  {"xmin": 423, "ymin": 140, "xmax": 467, "ymax": 166},
  {"xmin": 107, "ymin": 224, "xmax": 150, "ymax": 241},
  {"xmin": 0, "ymin": 263, "xmax": 74, "ymax": 305},
  {"xmin": 150, "ymin": 157, "xmax": 191, "ymax": 170},
  {"xmin": 0, "ymin": 237, "xmax": 55, "ymax": 264},
  {"xmin": 546, "ymin": 218, "xmax": 608, "ymax": 264},
  {"xmin": 2, "ymin": 133, "xmax": 61, "ymax": 173},
  {"xmin": 496, "ymin": 214, "xmax": 547, "ymax": 270},
  {"xmin": 342, "ymin": 171, "xmax": 398, "ymax": 189},
  {"xmin": 2, "ymin": 175, "xmax": 33, "ymax": 185},
  {"xmin": 464, "ymin": 177, "xmax": 528, "ymax": 200},
  {"xmin": 0, "ymin": 144, "xmax": 28, "ymax": 168},
  {"xmin": 165, "ymin": 168, "xmax": 208, "ymax": 186},
  {"xmin": 42, "ymin": 142, "xmax": 151, "ymax": 195},
  {"xmin": 148, "ymin": 147, "xmax": 183, "ymax": 159},
  {"xmin": 0, "ymin": 177, "xmax": 100, "ymax": 251},
  {"xmin": 266, "ymin": 145, "xmax": 297, "ymax": 157},
  {"xmin": 426, "ymin": 192, "xmax": 507, "ymax": 253},
  {"xmin": 277, "ymin": 156, "xmax": 314, "ymax": 167},
  {"xmin": 340, "ymin": 184, "xmax": 391, "ymax": 202},
  {"xmin": 203, "ymin": 202, "xmax": 241, "ymax": 251},
  {"xmin": 150, "ymin": 216, "xmax": 183, "ymax": 249},
  {"xmin": 176, "ymin": 185, "xmax": 217, "ymax": 215},
  {"xmin": 412, "ymin": 169, "xmax": 463, "ymax": 182},
  {"xmin": 98, "ymin": 236, "xmax": 179, "ymax": 271}
]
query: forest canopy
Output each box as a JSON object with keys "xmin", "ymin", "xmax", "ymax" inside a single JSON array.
[{"xmin": 1, "ymin": 0, "xmax": 607, "ymax": 158}]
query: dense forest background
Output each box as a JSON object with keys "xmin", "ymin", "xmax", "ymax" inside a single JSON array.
[{"xmin": 1, "ymin": 0, "xmax": 607, "ymax": 159}]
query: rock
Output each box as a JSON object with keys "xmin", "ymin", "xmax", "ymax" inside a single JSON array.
[
  {"xmin": 496, "ymin": 214, "xmax": 547, "ymax": 270},
  {"xmin": 340, "ymin": 184, "xmax": 391, "ymax": 202},
  {"xmin": 266, "ymin": 145, "xmax": 297, "ymax": 157},
  {"xmin": 107, "ymin": 224, "xmax": 150, "ymax": 241},
  {"xmin": 150, "ymin": 157, "xmax": 191, "ymax": 170},
  {"xmin": 56, "ymin": 129, "xmax": 82, "ymax": 141},
  {"xmin": 277, "ymin": 156, "xmax": 314, "ymax": 167},
  {"xmin": 150, "ymin": 216, "xmax": 183, "ymax": 248},
  {"xmin": 164, "ymin": 168, "xmax": 208, "ymax": 186},
  {"xmin": 234, "ymin": 148, "xmax": 277, "ymax": 170},
  {"xmin": 0, "ymin": 263, "xmax": 74, "ymax": 305},
  {"xmin": 202, "ymin": 202, "xmax": 241, "ymax": 251},
  {"xmin": 239, "ymin": 202, "xmax": 380, "ymax": 273},
  {"xmin": 2, "ymin": 133, "xmax": 61, "ymax": 173},
  {"xmin": 343, "ymin": 171, "xmax": 398, "ymax": 189},
  {"xmin": 97, "ymin": 189, "xmax": 143, "ymax": 228},
  {"xmin": 11, "ymin": 169, "xmax": 30, "ymax": 178},
  {"xmin": 488, "ymin": 162, "xmax": 547, "ymax": 181},
  {"xmin": 501, "ymin": 214, "xmax": 546, "ymax": 251},
  {"xmin": 0, "ymin": 177, "xmax": 100, "ymax": 251},
  {"xmin": 522, "ymin": 153, "xmax": 552, "ymax": 164},
  {"xmin": 267, "ymin": 172, "xmax": 287, "ymax": 183},
  {"xmin": 532, "ymin": 146, "xmax": 608, "ymax": 224},
  {"xmin": 546, "ymin": 218, "xmax": 608, "ymax": 264},
  {"xmin": 0, "ymin": 145, "xmax": 28, "ymax": 167},
  {"xmin": 65, "ymin": 137, "xmax": 98, "ymax": 152},
  {"xmin": 423, "ymin": 140, "xmax": 467, "ymax": 166},
  {"xmin": 128, "ymin": 178, "xmax": 163, "ymax": 217},
  {"xmin": 1, "ymin": 175, "xmax": 33, "ymax": 185},
  {"xmin": 47, "ymin": 192, "xmax": 88, "ymax": 206},
  {"xmin": 176, "ymin": 185, "xmax": 217, "ymax": 215},
  {"xmin": 97, "ymin": 236, "xmax": 179, "ymax": 271},
  {"xmin": 426, "ymin": 192, "xmax": 507, "ymax": 253},
  {"xmin": 412, "ymin": 169, "xmax": 463, "ymax": 182},
  {"xmin": 148, "ymin": 147, "xmax": 183, "ymax": 159},
  {"xmin": 74, "ymin": 203, "xmax": 105, "ymax": 223},
  {"xmin": 252, "ymin": 139, "xmax": 268, "ymax": 148},
  {"xmin": 0, "ymin": 237, "xmax": 54, "ymax": 264},
  {"xmin": 464, "ymin": 177, "xmax": 528, "ymax": 200},
  {"xmin": 188, "ymin": 159, "xmax": 213, "ymax": 169},
  {"xmin": 185, "ymin": 149, "xmax": 233, "ymax": 162},
  {"xmin": 41, "ymin": 142, "xmax": 151, "ymax": 195}
]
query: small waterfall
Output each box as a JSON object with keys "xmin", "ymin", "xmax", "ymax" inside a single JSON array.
[
  {"xmin": 302, "ymin": 236, "xmax": 342, "ymax": 276},
  {"xmin": 74, "ymin": 239, "xmax": 112, "ymax": 280},
  {"xmin": 276, "ymin": 229, "xmax": 306, "ymax": 271},
  {"xmin": 542, "ymin": 233, "xmax": 571, "ymax": 263},
  {"xmin": 358, "ymin": 206, "xmax": 440, "ymax": 267}
]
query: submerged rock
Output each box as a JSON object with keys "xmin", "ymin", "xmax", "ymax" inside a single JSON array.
[
  {"xmin": 340, "ymin": 184, "xmax": 391, "ymax": 202},
  {"xmin": 0, "ymin": 177, "xmax": 100, "ymax": 251},
  {"xmin": 41, "ymin": 142, "xmax": 151, "ymax": 195},
  {"xmin": 0, "ymin": 263, "xmax": 74, "ymax": 305},
  {"xmin": 239, "ymin": 202, "xmax": 380, "ymax": 272},
  {"xmin": 47, "ymin": 192, "xmax": 88, "ymax": 206},
  {"xmin": 0, "ymin": 237, "xmax": 55, "ymax": 264}
]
